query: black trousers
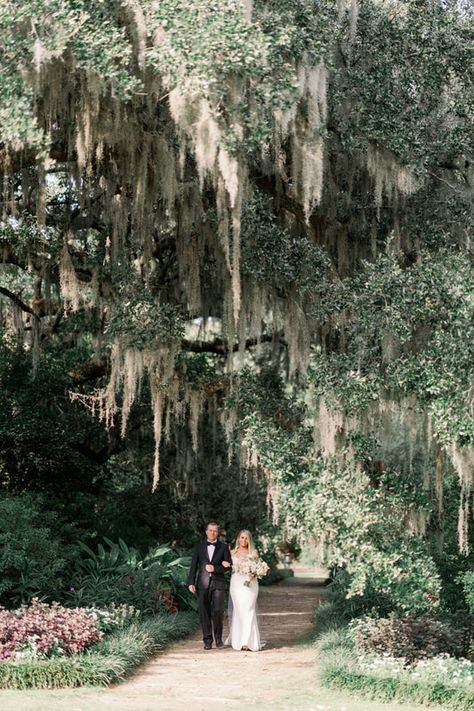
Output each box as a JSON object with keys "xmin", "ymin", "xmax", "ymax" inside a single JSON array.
[{"xmin": 198, "ymin": 582, "xmax": 226, "ymax": 645}]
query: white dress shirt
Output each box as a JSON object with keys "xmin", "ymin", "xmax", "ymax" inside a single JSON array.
[{"xmin": 207, "ymin": 541, "xmax": 216, "ymax": 561}]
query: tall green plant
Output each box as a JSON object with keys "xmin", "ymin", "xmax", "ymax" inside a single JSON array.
[
  {"xmin": 0, "ymin": 495, "xmax": 67, "ymax": 606},
  {"xmin": 69, "ymin": 538, "xmax": 195, "ymax": 613}
]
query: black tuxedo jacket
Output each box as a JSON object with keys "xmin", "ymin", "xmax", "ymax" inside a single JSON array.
[{"xmin": 186, "ymin": 539, "xmax": 232, "ymax": 591}]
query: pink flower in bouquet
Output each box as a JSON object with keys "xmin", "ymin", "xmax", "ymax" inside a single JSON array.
[{"xmin": 234, "ymin": 556, "xmax": 270, "ymax": 587}]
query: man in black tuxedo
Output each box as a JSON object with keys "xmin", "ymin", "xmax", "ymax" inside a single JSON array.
[{"xmin": 186, "ymin": 521, "xmax": 232, "ymax": 649}]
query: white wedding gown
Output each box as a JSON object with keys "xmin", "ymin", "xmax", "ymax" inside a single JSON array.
[{"xmin": 225, "ymin": 555, "xmax": 262, "ymax": 651}]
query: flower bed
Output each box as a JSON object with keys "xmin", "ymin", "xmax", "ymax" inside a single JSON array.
[
  {"xmin": 0, "ymin": 599, "xmax": 103, "ymax": 660},
  {"xmin": 317, "ymin": 632, "xmax": 474, "ymax": 710},
  {"xmin": 0, "ymin": 611, "xmax": 198, "ymax": 689},
  {"xmin": 357, "ymin": 652, "xmax": 474, "ymax": 690}
]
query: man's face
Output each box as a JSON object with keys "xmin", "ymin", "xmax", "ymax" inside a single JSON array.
[{"xmin": 206, "ymin": 524, "xmax": 219, "ymax": 542}]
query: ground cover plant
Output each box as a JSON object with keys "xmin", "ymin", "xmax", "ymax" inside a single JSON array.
[
  {"xmin": 316, "ymin": 625, "xmax": 474, "ymax": 711},
  {"xmin": 0, "ymin": 599, "xmax": 104, "ymax": 661},
  {"xmin": 0, "ymin": 611, "xmax": 198, "ymax": 689}
]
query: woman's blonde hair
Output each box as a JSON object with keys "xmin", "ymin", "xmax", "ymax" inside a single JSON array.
[{"xmin": 232, "ymin": 529, "xmax": 257, "ymax": 556}]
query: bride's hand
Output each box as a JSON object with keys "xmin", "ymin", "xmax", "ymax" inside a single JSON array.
[{"xmin": 222, "ymin": 561, "xmax": 231, "ymax": 568}]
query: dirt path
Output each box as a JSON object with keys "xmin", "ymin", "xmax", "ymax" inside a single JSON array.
[
  {"xmin": 0, "ymin": 573, "xmax": 447, "ymax": 711},
  {"xmin": 108, "ymin": 572, "xmax": 325, "ymax": 710}
]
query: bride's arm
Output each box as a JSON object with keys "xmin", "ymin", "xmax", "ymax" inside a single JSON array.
[{"xmin": 222, "ymin": 546, "xmax": 232, "ymax": 569}]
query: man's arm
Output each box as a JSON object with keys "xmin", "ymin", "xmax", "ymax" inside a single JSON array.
[
  {"xmin": 211, "ymin": 544, "xmax": 232, "ymax": 574},
  {"xmin": 186, "ymin": 544, "xmax": 199, "ymax": 589}
]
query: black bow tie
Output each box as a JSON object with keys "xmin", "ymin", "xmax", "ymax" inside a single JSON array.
[{"xmin": 206, "ymin": 541, "xmax": 217, "ymax": 546}]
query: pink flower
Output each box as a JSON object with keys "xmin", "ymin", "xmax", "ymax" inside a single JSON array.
[{"xmin": 0, "ymin": 599, "xmax": 103, "ymax": 661}]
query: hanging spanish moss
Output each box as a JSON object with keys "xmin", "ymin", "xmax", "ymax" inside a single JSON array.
[
  {"xmin": 0, "ymin": 1, "xmax": 472, "ymax": 594},
  {"xmin": 367, "ymin": 145, "xmax": 420, "ymax": 208},
  {"xmin": 313, "ymin": 399, "xmax": 345, "ymax": 456},
  {"xmin": 450, "ymin": 445, "xmax": 474, "ymax": 554},
  {"xmin": 59, "ymin": 246, "xmax": 81, "ymax": 313}
]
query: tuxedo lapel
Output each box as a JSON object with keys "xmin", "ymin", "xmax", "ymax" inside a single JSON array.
[{"xmin": 202, "ymin": 540, "xmax": 211, "ymax": 563}]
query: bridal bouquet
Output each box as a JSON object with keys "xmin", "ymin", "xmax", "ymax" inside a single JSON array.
[{"xmin": 235, "ymin": 556, "xmax": 270, "ymax": 587}]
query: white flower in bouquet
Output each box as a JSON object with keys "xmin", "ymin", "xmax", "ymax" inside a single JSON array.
[{"xmin": 235, "ymin": 555, "xmax": 270, "ymax": 587}]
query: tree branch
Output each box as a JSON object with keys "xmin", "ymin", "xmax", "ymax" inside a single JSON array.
[
  {"xmin": 181, "ymin": 332, "xmax": 286, "ymax": 354},
  {"xmin": 0, "ymin": 286, "xmax": 39, "ymax": 320},
  {"xmin": 66, "ymin": 333, "xmax": 286, "ymax": 384}
]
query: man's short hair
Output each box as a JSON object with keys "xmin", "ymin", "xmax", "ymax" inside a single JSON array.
[{"xmin": 206, "ymin": 521, "xmax": 219, "ymax": 529}]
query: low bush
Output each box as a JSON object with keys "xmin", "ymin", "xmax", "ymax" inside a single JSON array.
[
  {"xmin": 317, "ymin": 629, "xmax": 474, "ymax": 711},
  {"xmin": 0, "ymin": 654, "xmax": 123, "ymax": 689},
  {"xmin": 315, "ymin": 601, "xmax": 474, "ymax": 710},
  {"xmin": 321, "ymin": 662, "xmax": 474, "ymax": 711},
  {"xmin": 82, "ymin": 603, "xmax": 141, "ymax": 632},
  {"xmin": 0, "ymin": 598, "xmax": 102, "ymax": 660},
  {"xmin": 0, "ymin": 611, "xmax": 198, "ymax": 688},
  {"xmin": 351, "ymin": 614, "xmax": 473, "ymax": 663},
  {"xmin": 259, "ymin": 567, "xmax": 294, "ymax": 586}
]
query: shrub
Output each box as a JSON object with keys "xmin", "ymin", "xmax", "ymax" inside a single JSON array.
[
  {"xmin": 327, "ymin": 567, "xmax": 396, "ymax": 619},
  {"xmin": 0, "ymin": 495, "xmax": 67, "ymax": 607},
  {"xmin": 83, "ymin": 603, "xmax": 141, "ymax": 632},
  {"xmin": 259, "ymin": 567, "xmax": 294, "ymax": 586},
  {"xmin": 316, "ymin": 617, "xmax": 474, "ymax": 711},
  {"xmin": 68, "ymin": 538, "xmax": 195, "ymax": 613},
  {"xmin": 0, "ymin": 598, "xmax": 103, "ymax": 660},
  {"xmin": 461, "ymin": 571, "xmax": 474, "ymax": 615},
  {"xmin": 351, "ymin": 614, "xmax": 473, "ymax": 663}
]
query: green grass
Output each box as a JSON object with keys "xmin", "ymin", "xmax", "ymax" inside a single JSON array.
[
  {"xmin": 0, "ymin": 612, "xmax": 198, "ymax": 689},
  {"xmin": 320, "ymin": 663, "xmax": 474, "ymax": 710}
]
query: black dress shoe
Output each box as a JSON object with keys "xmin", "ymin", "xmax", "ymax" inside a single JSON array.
[
  {"xmin": 215, "ymin": 640, "xmax": 224, "ymax": 648},
  {"xmin": 204, "ymin": 643, "xmax": 212, "ymax": 650}
]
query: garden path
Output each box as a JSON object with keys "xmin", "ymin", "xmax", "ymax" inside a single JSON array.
[{"xmin": 1, "ymin": 571, "xmax": 447, "ymax": 711}]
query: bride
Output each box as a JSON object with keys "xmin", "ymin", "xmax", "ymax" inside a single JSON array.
[{"xmin": 223, "ymin": 529, "xmax": 265, "ymax": 651}]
